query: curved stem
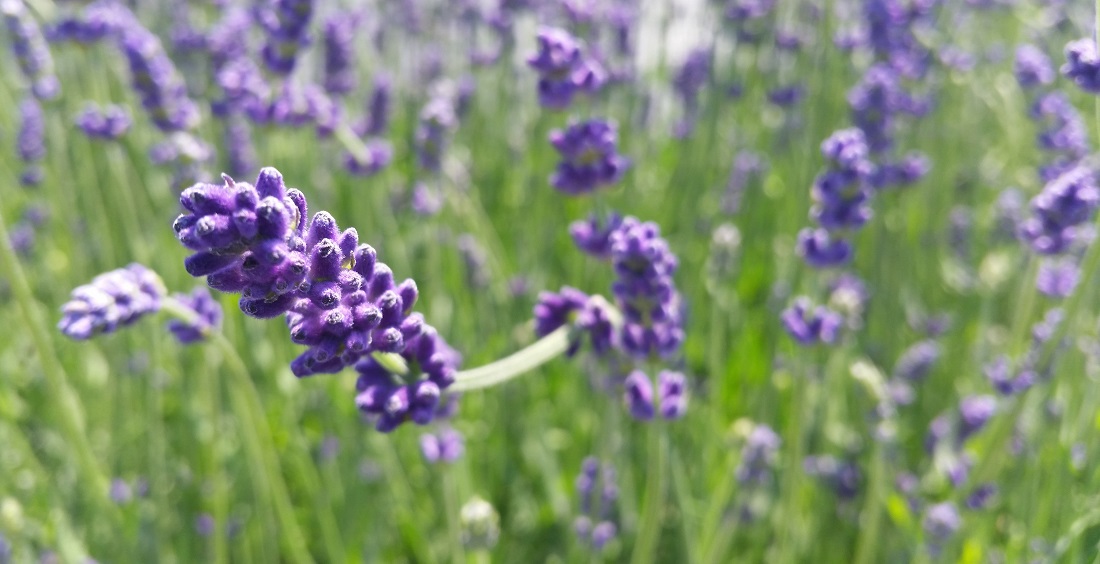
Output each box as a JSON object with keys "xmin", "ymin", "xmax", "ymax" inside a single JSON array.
[
  {"xmin": 449, "ymin": 326, "xmax": 572, "ymax": 392},
  {"xmin": 630, "ymin": 423, "xmax": 667, "ymax": 564}
]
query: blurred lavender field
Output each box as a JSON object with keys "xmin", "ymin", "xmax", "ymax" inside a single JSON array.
[{"xmin": 4, "ymin": 0, "xmax": 1100, "ymax": 562}]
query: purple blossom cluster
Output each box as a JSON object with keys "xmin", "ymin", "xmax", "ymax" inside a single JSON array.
[
  {"xmin": 2, "ymin": 0, "xmax": 59, "ymax": 100},
  {"xmin": 415, "ymin": 95, "xmax": 458, "ymax": 173},
  {"xmin": 1018, "ymin": 166, "xmax": 1099, "ymax": 255},
  {"xmin": 117, "ymin": 16, "xmax": 200, "ymax": 133},
  {"xmin": 173, "ymin": 167, "xmax": 458, "ymax": 432},
  {"xmin": 925, "ymin": 395, "xmax": 997, "ymax": 487},
  {"xmin": 803, "ymin": 455, "xmax": 861, "ymax": 500},
  {"xmin": 533, "ymin": 287, "xmax": 613, "ymax": 356},
  {"xmin": 623, "ymin": 369, "xmax": 688, "ymax": 421},
  {"xmin": 260, "ymin": 0, "xmax": 314, "ymax": 75},
  {"xmin": 75, "ymin": 104, "xmax": 132, "ymax": 140},
  {"xmin": 1062, "ymin": 38, "xmax": 1100, "ymax": 94},
  {"xmin": 322, "ymin": 15, "xmax": 357, "ymax": 96},
  {"xmin": 796, "ymin": 128, "xmax": 874, "ymax": 269},
  {"xmin": 780, "ymin": 297, "xmax": 842, "ymax": 346},
  {"xmin": 1029, "ymin": 92, "xmax": 1089, "ymax": 182},
  {"xmin": 58, "ymin": 264, "xmax": 165, "ymax": 341},
  {"xmin": 1014, "ymin": 45, "xmax": 1055, "ymax": 90},
  {"xmin": 17, "ymin": 97, "xmax": 45, "ymax": 187},
  {"xmin": 573, "ymin": 457, "xmax": 618, "ymax": 551},
  {"xmin": 527, "ymin": 27, "xmax": 605, "ymax": 110},
  {"xmin": 609, "ymin": 217, "xmax": 684, "ymax": 358},
  {"xmin": 166, "ymin": 287, "xmax": 223, "ymax": 345},
  {"xmin": 736, "ymin": 424, "xmax": 781, "ymax": 485},
  {"xmin": 549, "ymin": 120, "xmax": 629, "ymax": 195}
]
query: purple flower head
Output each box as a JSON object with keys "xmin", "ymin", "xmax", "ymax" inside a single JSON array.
[
  {"xmin": 117, "ymin": 19, "xmax": 201, "ymax": 133},
  {"xmin": 923, "ymin": 502, "xmax": 961, "ymax": 540},
  {"xmin": 796, "ymin": 228, "xmax": 853, "ymax": 268},
  {"xmin": 75, "ymin": 104, "xmax": 132, "ymax": 140},
  {"xmin": 420, "ymin": 428, "xmax": 464, "ymax": 463},
  {"xmin": 17, "ymin": 97, "xmax": 44, "ymax": 185},
  {"xmin": 1031, "ymin": 307, "xmax": 1064, "ymax": 346},
  {"xmin": 359, "ymin": 73, "xmax": 392, "ymax": 136},
  {"xmin": 205, "ymin": 8, "xmax": 251, "ymax": 70},
  {"xmin": 410, "ymin": 183, "xmax": 443, "ymax": 216},
  {"xmin": 737, "ymin": 424, "xmax": 781, "ymax": 485},
  {"xmin": 893, "ymin": 340, "xmax": 941, "ymax": 381},
  {"xmin": 673, "ymin": 48, "xmax": 712, "ymax": 103},
  {"xmin": 1063, "ymin": 38, "xmax": 1100, "ymax": 94},
  {"xmin": 781, "ymin": 297, "xmax": 842, "ymax": 346},
  {"xmin": 1036, "ymin": 258, "xmax": 1079, "ymax": 298},
  {"xmin": 657, "ymin": 370, "xmax": 688, "ymax": 419},
  {"xmin": 804, "ymin": 455, "xmax": 862, "ymax": 500},
  {"xmin": 2, "ymin": 0, "xmax": 59, "ymax": 100},
  {"xmin": 1015, "ymin": 44, "xmax": 1054, "ymax": 89},
  {"xmin": 848, "ymin": 64, "xmax": 925, "ymax": 153},
  {"xmin": 983, "ymin": 356, "xmax": 1033, "ymax": 396},
  {"xmin": 767, "ymin": 85, "xmax": 805, "ymax": 107},
  {"xmin": 623, "ymin": 370, "xmax": 655, "ymax": 420},
  {"xmin": 965, "ymin": 484, "xmax": 997, "ymax": 510},
  {"xmin": 416, "ymin": 96, "xmax": 458, "ymax": 173},
  {"xmin": 609, "ymin": 217, "xmax": 684, "ymax": 359},
  {"xmin": 354, "ymin": 325, "xmax": 461, "ymax": 432},
  {"xmin": 872, "ymin": 152, "xmax": 930, "ymax": 189},
  {"xmin": 575, "ymin": 458, "xmax": 618, "ymax": 549},
  {"xmin": 549, "ymin": 120, "xmax": 629, "ymax": 195},
  {"xmin": 1019, "ymin": 166, "xmax": 1099, "ymax": 255},
  {"xmin": 260, "ymin": 0, "xmax": 314, "ymax": 75},
  {"xmin": 167, "ymin": 286, "xmax": 223, "ymax": 344},
  {"xmin": 1031, "ymin": 92, "xmax": 1090, "ymax": 162},
  {"xmin": 344, "ymin": 139, "xmax": 393, "ymax": 177},
  {"xmin": 58, "ymin": 264, "xmax": 166, "ymax": 340},
  {"xmin": 570, "ymin": 212, "xmax": 623, "ymax": 259},
  {"xmin": 322, "ymin": 14, "xmax": 357, "ymax": 95},
  {"xmin": 527, "ymin": 27, "xmax": 605, "ymax": 109},
  {"xmin": 48, "ymin": 0, "xmax": 132, "ymax": 45},
  {"xmin": 109, "ymin": 478, "xmax": 132, "ymax": 504},
  {"xmin": 958, "ymin": 395, "xmax": 996, "ymax": 441},
  {"xmin": 534, "ymin": 286, "xmax": 588, "ymax": 338}
]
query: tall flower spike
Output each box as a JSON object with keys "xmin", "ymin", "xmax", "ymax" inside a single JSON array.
[
  {"xmin": 260, "ymin": 0, "xmax": 314, "ymax": 75},
  {"xmin": 17, "ymin": 97, "xmax": 44, "ymax": 187},
  {"xmin": 75, "ymin": 104, "xmax": 132, "ymax": 140},
  {"xmin": 781, "ymin": 297, "xmax": 842, "ymax": 346},
  {"xmin": 167, "ymin": 286, "xmax": 223, "ymax": 344},
  {"xmin": 322, "ymin": 14, "xmax": 357, "ymax": 95},
  {"xmin": 116, "ymin": 14, "xmax": 201, "ymax": 132},
  {"xmin": 608, "ymin": 217, "xmax": 684, "ymax": 359},
  {"xmin": 58, "ymin": 264, "xmax": 166, "ymax": 340},
  {"xmin": 1, "ymin": 0, "xmax": 60, "ymax": 100}
]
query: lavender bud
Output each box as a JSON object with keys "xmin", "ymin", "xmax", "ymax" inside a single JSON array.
[{"xmin": 58, "ymin": 264, "xmax": 166, "ymax": 340}]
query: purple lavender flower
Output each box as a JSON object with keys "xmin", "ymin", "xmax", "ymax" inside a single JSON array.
[
  {"xmin": 673, "ymin": 48, "xmax": 711, "ymax": 108},
  {"xmin": 848, "ymin": 64, "xmax": 921, "ymax": 154},
  {"xmin": 75, "ymin": 104, "xmax": 132, "ymax": 140},
  {"xmin": 984, "ymin": 356, "xmax": 1034, "ymax": 396},
  {"xmin": 803, "ymin": 455, "xmax": 861, "ymax": 500},
  {"xmin": 322, "ymin": 15, "xmax": 357, "ymax": 96},
  {"xmin": 623, "ymin": 370, "xmax": 655, "ymax": 420},
  {"xmin": 767, "ymin": 85, "xmax": 805, "ymax": 107},
  {"xmin": 166, "ymin": 287, "xmax": 223, "ymax": 344},
  {"xmin": 1063, "ymin": 38, "xmax": 1100, "ymax": 94},
  {"xmin": 354, "ymin": 325, "xmax": 461, "ymax": 432},
  {"xmin": 117, "ymin": 18, "xmax": 201, "ymax": 133},
  {"xmin": 48, "ymin": 1, "xmax": 131, "ymax": 45},
  {"xmin": 419, "ymin": 428, "xmax": 464, "ymax": 463},
  {"xmin": 205, "ymin": 7, "xmax": 251, "ymax": 71},
  {"xmin": 359, "ymin": 73, "xmax": 392, "ymax": 136},
  {"xmin": 923, "ymin": 502, "xmax": 961, "ymax": 540},
  {"xmin": 260, "ymin": 0, "xmax": 314, "ymax": 75},
  {"xmin": 1015, "ymin": 44, "xmax": 1054, "ymax": 89},
  {"xmin": 574, "ymin": 457, "xmax": 619, "ymax": 550},
  {"xmin": 965, "ymin": 484, "xmax": 997, "ymax": 510},
  {"xmin": 781, "ymin": 297, "xmax": 842, "ymax": 346},
  {"xmin": 195, "ymin": 514, "xmax": 215, "ymax": 537},
  {"xmin": 415, "ymin": 96, "xmax": 457, "ymax": 173},
  {"xmin": 737, "ymin": 424, "xmax": 781, "ymax": 485},
  {"xmin": 344, "ymin": 139, "xmax": 393, "ymax": 177},
  {"xmin": 549, "ymin": 120, "xmax": 629, "ymax": 195},
  {"xmin": 893, "ymin": 340, "xmax": 941, "ymax": 381},
  {"xmin": 958, "ymin": 395, "xmax": 996, "ymax": 441},
  {"xmin": 570, "ymin": 213, "xmax": 623, "ymax": 259},
  {"xmin": 796, "ymin": 228, "xmax": 852, "ymax": 268},
  {"xmin": 810, "ymin": 129, "xmax": 874, "ymax": 232},
  {"xmin": 1030, "ymin": 92, "xmax": 1089, "ymax": 177},
  {"xmin": 609, "ymin": 217, "xmax": 684, "ymax": 358},
  {"xmin": 1019, "ymin": 166, "xmax": 1099, "ymax": 255},
  {"xmin": 2, "ymin": 0, "xmax": 60, "ymax": 100},
  {"xmin": 657, "ymin": 370, "xmax": 688, "ymax": 419},
  {"xmin": 410, "ymin": 183, "xmax": 443, "ymax": 216},
  {"xmin": 527, "ymin": 27, "xmax": 604, "ymax": 109},
  {"xmin": 58, "ymin": 264, "xmax": 166, "ymax": 340},
  {"xmin": 534, "ymin": 287, "xmax": 588, "ymax": 337},
  {"xmin": 17, "ymin": 97, "xmax": 44, "ymax": 186},
  {"xmin": 223, "ymin": 116, "xmax": 258, "ymax": 178},
  {"xmin": 1036, "ymin": 258, "xmax": 1079, "ymax": 298}
]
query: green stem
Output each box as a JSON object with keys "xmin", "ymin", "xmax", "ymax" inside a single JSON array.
[
  {"xmin": 449, "ymin": 326, "xmax": 571, "ymax": 392},
  {"xmin": 207, "ymin": 333, "xmax": 315, "ymax": 564},
  {"xmin": 853, "ymin": 442, "xmax": 886, "ymax": 564},
  {"xmin": 0, "ymin": 208, "xmax": 114, "ymax": 515},
  {"xmin": 630, "ymin": 423, "xmax": 667, "ymax": 564},
  {"xmin": 443, "ymin": 466, "xmax": 467, "ymax": 564}
]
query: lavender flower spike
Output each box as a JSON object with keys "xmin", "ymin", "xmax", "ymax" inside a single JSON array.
[
  {"xmin": 75, "ymin": 104, "xmax": 132, "ymax": 140},
  {"xmin": 549, "ymin": 120, "xmax": 630, "ymax": 195},
  {"xmin": 657, "ymin": 370, "xmax": 688, "ymax": 419},
  {"xmin": 1063, "ymin": 38, "xmax": 1100, "ymax": 94},
  {"xmin": 1019, "ymin": 166, "xmax": 1100, "ymax": 255},
  {"xmin": 609, "ymin": 217, "xmax": 684, "ymax": 358},
  {"xmin": 17, "ymin": 97, "xmax": 44, "ymax": 186},
  {"xmin": 117, "ymin": 18, "xmax": 200, "ymax": 132},
  {"xmin": 166, "ymin": 287, "xmax": 223, "ymax": 344},
  {"xmin": 260, "ymin": 0, "xmax": 314, "ymax": 75},
  {"xmin": 781, "ymin": 297, "xmax": 842, "ymax": 345},
  {"xmin": 2, "ymin": 0, "xmax": 60, "ymax": 100},
  {"xmin": 322, "ymin": 15, "xmax": 357, "ymax": 95},
  {"xmin": 59, "ymin": 264, "xmax": 166, "ymax": 340}
]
